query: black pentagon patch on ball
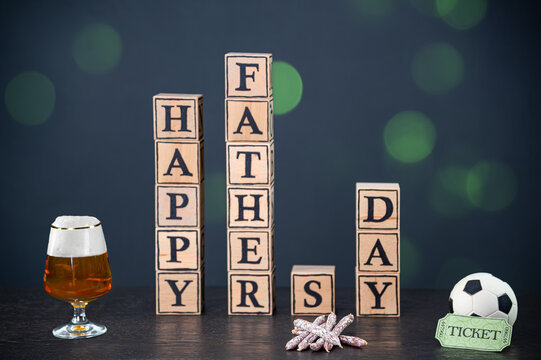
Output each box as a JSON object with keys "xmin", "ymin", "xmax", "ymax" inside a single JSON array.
[
  {"xmin": 449, "ymin": 298, "xmax": 454, "ymax": 313},
  {"xmin": 470, "ymin": 313, "xmax": 480, "ymax": 317},
  {"xmin": 498, "ymin": 294, "xmax": 512, "ymax": 314},
  {"xmin": 464, "ymin": 280, "xmax": 482, "ymax": 295}
]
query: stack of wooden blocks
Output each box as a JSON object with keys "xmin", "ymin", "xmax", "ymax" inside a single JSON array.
[
  {"xmin": 154, "ymin": 94, "xmax": 205, "ymax": 315},
  {"xmin": 355, "ymin": 183, "xmax": 400, "ymax": 317},
  {"xmin": 225, "ymin": 53, "xmax": 275, "ymax": 315}
]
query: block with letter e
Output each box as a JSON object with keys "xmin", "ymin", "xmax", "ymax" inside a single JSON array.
[
  {"xmin": 156, "ymin": 184, "xmax": 204, "ymax": 228},
  {"xmin": 228, "ymin": 270, "xmax": 275, "ymax": 315},
  {"xmin": 227, "ymin": 142, "xmax": 274, "ymax": 185},
  {"xmin": 356, "ymin": 183, "xmax": 400, "ymax": 231},
  {"xmin": 156, "ymin": 141, "xmax": 204, "ymax": 184},
  {"xmin": 227, "ymin": 186, "xmax": 273, "ymax": 229},
  {"xmin": 225, "ymin": 99, "xmax": 273, "ymax": 142},
  {"xmin": 156, "ymin": 228, "xmax": 204, "ymax": 271},
  {"xmin": 153, "ymin": 94, "xmax": 203, "ymax": 140},
  {"xmin": 225, "ymin": 52, "xmax": 272, "ymax": 98},
  {"xmin": 228, "ymin": 229, "xmax": 274, "ymax": 272},
  {"xmin": 356, "ymin": 272, "xmax": 400, "ymax": 317},
  {"xmin": 291, "ymin": 265, "xmax": 335, "ymax": 315},
  {"xmin": 156, "ymin": 271, "xmax": 204, "ymax": 315}
]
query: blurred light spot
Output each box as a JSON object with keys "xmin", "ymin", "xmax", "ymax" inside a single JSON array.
[
  {"xmin": 72, "ymin": 23, "xmax": 122, "ymax": 75},
  {"xmin": 409, "ymin": 0, "xmax": 439, "ymax": 17},
  {"xmin": 466, "ymin": 161, "xmax": 517, "ymax": 211},
  {"xmin": 205, "ymin": 172, "xmax": 226, "ymax": 225},
  {"xmin": 5, "ymin": 71, "xmax": 55, "ymax": 126},
  {"xmin": 384, "ymin": 110, "xmax": 436, "ymax": 163},
  {"xmin": 352, "ymin": 0, "xmax": 394, "ymax": 21},
  {"xmin": 401, "ymin": 236, "xmax": 422, "ymax": 287},
  {"xmin": 411, "ymin": 43, "xmax": 463, "ymax": 94},
  {"xmin": 436, "ymin": 0, "xmax": 487, "ymax": 30},
  {"xmin": 429, "ymin": 166, "xmax": 472, "ymax": 217},
  {"xmin": 273, "ymin": 61, "xmax": 302, "ymax": 115},
  {"xmin": 437, "ymin": 257, "xmax": 483, "ymax": 289}
]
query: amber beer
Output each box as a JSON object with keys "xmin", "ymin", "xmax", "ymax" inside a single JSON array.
[{"xmin": 44, "ymin": 253, "xmax": 112, "ymax": 303}]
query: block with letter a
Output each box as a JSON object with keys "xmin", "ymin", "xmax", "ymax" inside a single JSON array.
[
  {"xmin": 225, "ymin": 99, "xmax": 273, "ymax": 142},
  {"xmin": 290, "ymin": 265, "xmax": 335, "ymax": 315},
  {"xmin": 156, "ymin": 141, "xmax": 204, "ymax": 184}
]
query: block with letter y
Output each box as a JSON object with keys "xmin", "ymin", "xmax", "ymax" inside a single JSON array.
[
  {"xmin": 356, "ymin": 272, "xmax": 400, "ymax": 317},
  {"xmin": 156, "ymin": 270, "xmax": 204, "ymax": 315}
]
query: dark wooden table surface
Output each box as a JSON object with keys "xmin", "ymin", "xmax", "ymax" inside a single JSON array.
[{"xmin": 1, "ymin": 287, "xmax": 539, "ymax": 359}]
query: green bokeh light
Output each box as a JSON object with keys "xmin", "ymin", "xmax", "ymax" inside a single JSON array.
[
  {"xmin": 411, "ymin": 43, "xmax": 463, "ymax": 94},
  {"xmin": 429, "ymin": 166, "xmax": 472, "ymax": 217},
  {"xmin": 273, "ymin": 61, "xmax": 303, "ymax": 115},
  {"xmin": 352, "ymin": 0, "xmax": 394, "ymax": 20},
  {"xmin": 436, "ymin": 0, "xmax": 487, "ymax": 30},
  {"xmin": 72, "ymin": 23, "xmax": 122, "ymax": 75},
  {"xmin": 437, "ymin": 257, "xmax": 483, "ymax": 289},
  {"xmin": 401, "ymin": 236, "xmax": 422, "ymax": 287},
  {"xmin": 384, "ymin": 110, "xmax": 436, "ymax": 163},
  {"xmin": 466, "ymin": 161, "xmax": 517, "ymax": 211},
  {"xmin": 205, "ymin": 172, "xmax": 226, "ymax": 225},
  {"xmin": 409, "ymin": 0, "xmax": 439, "ymax": 17},
  {"xmin": 5, "ymin": 71, "xmax": 55, "ymax": 126}
]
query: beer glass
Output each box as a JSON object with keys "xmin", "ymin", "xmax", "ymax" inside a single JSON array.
[{"xmin": 43, "ymin": 216, "xmax": 112, "ymax": 339}]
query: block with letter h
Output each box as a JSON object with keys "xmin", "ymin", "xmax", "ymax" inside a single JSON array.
[
  {"xmin": 356, "ymin": 183, "xmax": 400, "ymax": 317},
  {"xmin": 291, "ymin": 265, "xmax": 335, "ymax": 315}
]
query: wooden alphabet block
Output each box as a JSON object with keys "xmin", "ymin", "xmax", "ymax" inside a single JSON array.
[
  {"xmin": 225, "ymin": 99, "xmax": 273, "ymax": 142},
  {"xmin": 156, "ymin": 228, "xmax": 204, "ymax": 271},
  {"xmin": 228, "ymin": 229, "xmax": 274, "ymax": 272},
  {"xmin": 225, "ymin": 53, "xmax": 272, "ymax": 98},
  {"xmin": 290, "ymin": 265, "xmax": 335, "ymax": 315},
  {"xmin": 156, "ymin": 270, "xmax": 204, "ymax": 315},
  {"xmin": 228, "ymin": 270, "xmax": 275, "ymax": 315},
  {"xmin": 357, "ymin": 232, "xmax": 399, "ymax": 273},
  {"xmin": 227, "ymin": 142, "xmax": 274, "ymax": 185},
  {"xmin": 156, "ymin": 184, "xmax": 204, "ymax": 228},
  {"xmin": 356, "ymin": 272, "xmax": 400, "ymax": 317},
  {"xmin": 154, "ymin": 94, "xmax": 203, "ymax": 140},
  {"xmin": 227, "ymin": 186, "xmax": 273, "ymax": 229},
  {"xmin": 156, "ymin": 141, "xmax": 204, "ymax": 184},
  {"xmin": 356, "ymin": 183, "xmax": 400, "ymax": 231}
]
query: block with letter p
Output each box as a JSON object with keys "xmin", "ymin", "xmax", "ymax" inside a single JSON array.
[
  {"xmin": 228, "ymin": 270, "xmax": 275, "ymax": 315},
  {"xmin": 227, "ymin": 186, "xmax": 273, "ymax": 229},
  {"xmin": 156, "ymin": 228, "xmax": 204, "ymax": 271},
  {"xmin": 291, "ymin": 265, "xmax": 335, "ymax": 315},
  {"xmin": 225, "ymin": 52, "xmax": 272, "ymax": 98},
  {"xmin": 156, "ymin": 184, "xmax": 204, "ymax": 228},
  {"xmin": 356, "ymin": 183, "xmax": 400, "ymax": 231},
  {"xmin": 153, "ymin": 94, "xmax": 203, "ymax": 140}
]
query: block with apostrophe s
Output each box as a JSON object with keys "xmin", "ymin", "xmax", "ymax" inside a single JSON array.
[
  {"xmin": 227, "ymin": 142, "xmax": 274, "ymax": 185},
  {"xmin": 227, "ymin": 186, "xmax": 273, "ymax": 229},
  {"xmin": 156, "ymin": 228, "xmax": 204, "ymax": 271},
  {"xmin": 156, "ymin": 141, "xmax": 204, "ymax": 184},
  {"xmin": 156, "ymin": 184, "xmax": 204, "ymax": 228},
  {"xmin": 154, "ymin": 94, "xmax": 203, "ymax": 140},
  {"xmin": 356, "ymin": 272, "xmax": 400, "ymax": 317},
  {"xmin": 357, "ymin": 232, "xmax": 399, "ymax": 273},
  {"xmin": 225, "ymin": 99, "xmax": 273, "ymax": 142},
  {"xmin": 228, "ymin": 270, "xmax": 275, "ymax": 315},
  {"xmin": 356, "ymin": 183, "xmax": 400, "ymax": 231},
  {"xmin": 228, "ymin": 229, "xmax": 274, "ymax": 272},
  {"xmin": 225, "ymin": 53, "xmax": 272, "ymax": 98},
  {"xmin": 156, "ymin": 271, "xmax": 204, "ymax": 315},
  {"xmin": 291, "ymin": 265, "xmax": 335, "ymax": 315}
]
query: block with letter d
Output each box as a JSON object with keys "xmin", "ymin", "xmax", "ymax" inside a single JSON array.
[
  {"xmin": 156, "ymin": 270, "xmax": 204, "ymax": 315},
  {"xmin": 356, "ymin": 272, "xmax": 400, "ymax": 317},
  {"xmin": 228, "ymin": 270, "xmax": 275, "ymax": 315},
  {"xmin": 291, "ymin": 265, "xmax": 335, "ymax": 315},
  {"xmin": 356, "ymin": 183, "xmax": 400, "ymax": 231}
]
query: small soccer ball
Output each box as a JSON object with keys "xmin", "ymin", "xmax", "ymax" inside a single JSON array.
[{"xmin": 448, "ymin": 272, "xmax": 518, "ymax": 325}]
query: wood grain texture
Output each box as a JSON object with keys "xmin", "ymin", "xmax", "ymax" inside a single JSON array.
[
  {"xmin": 0, "ymin": 287, "xmax": 538, "ymax": 359},
  {"xmin": 156, "ymin": 271, "xmax": 203, "ymax": 315},
  {"xmin": 156, "ymin": 228, "xmax": 204, "ymax": 271},
  {"xmin": 357, "ymin": 232, "xmax": 399, "ymax": 273},
  {"xmin": 291, "ymin": 265, "xmax": 335, "ymax": 315},
  {"xmin": 356, "ymin": 183, "xmax": 400, "ymax": 231}
]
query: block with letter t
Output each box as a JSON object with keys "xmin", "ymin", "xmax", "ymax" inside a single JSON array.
[
  {"xmin": 356, "ymin": 272, "xmax": 400, "ymax": 317},
  {"xmin": 225, "ymin": 52, "xmax": 272, "ymax": 98},
  {"xmin": 227, "ymin": 142, "xmax": 274, "ymax": 186},
  {"xmin": 228, "ymin": 229, "xmax": 274, "ymax": 272},
  {"xmin": 227, "ymin": 186, "xmax": 274, "ymax": 229},
  {"xmin": 153, "ymin": 94, "xmax": 203, "ymax": 140},
  {"xmin": 156, "ymin": 270, "xmax": 204, "ymax": 315},
  {"xmin": 290, "ymin": 265, "xmax": 335, "ymax": 315},
  {"xmin": 228, "ymin": 270, "xmax": 275, "ymax": 315}
]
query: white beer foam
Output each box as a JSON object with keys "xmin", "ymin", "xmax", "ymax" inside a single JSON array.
[{"xmin": 48, "ymin": 216, "xmax": 107, "ymax": 257}]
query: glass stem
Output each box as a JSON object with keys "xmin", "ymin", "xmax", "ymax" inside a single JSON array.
[{"xmin": 71, "ymin": 301, "xmax": 88, "ymax": 326}]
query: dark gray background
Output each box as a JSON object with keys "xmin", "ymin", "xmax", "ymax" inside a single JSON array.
[{"xmin": 1, "ymin": 0, "xmax": 539, "ymax": 291}]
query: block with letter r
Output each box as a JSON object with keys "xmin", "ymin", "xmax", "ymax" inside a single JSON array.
[
  {"xmin": 228, "ymin": 270, "xmax": 275, "ymax": 315},
  {"xmin": 290, "ymin": 265, "xmax": 335, "ymax": 315},
  {"xmin": 356, "ymin": 183, "xmax": 400, "ymax": 231},
  {"xmin": 153, "ymin": 94, "xmax": 203, "ymax": 140},
  {"xmin": 156, "ymin": 184, "xmax": 203, "ymax": 228},
  {"xmin": 156, "ymin": 271, "xmax": 203, "ymax": 315},
  {"xmin": 225, "ymin": 53, "xmax": 272, "ymax": 98}
]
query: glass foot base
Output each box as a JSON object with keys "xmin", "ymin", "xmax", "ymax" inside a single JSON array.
[{"xmin": 52, "ymin": 322, "xmax": 107, "ymax": 339}]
